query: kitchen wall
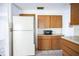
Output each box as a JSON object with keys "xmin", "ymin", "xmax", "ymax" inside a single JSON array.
[
  {"xmin": 73, "ymin": 25, "xmax": 79, "ymax": 36},
  {"xmin": 21, "ymin": 10, "xmax": 63, "ymax": 36},
  {"xmin": 20, "ymin": 3, "xmax": 74, "ymax": 36},
  {"xmin": 0, "ymin": 3, "xmax": 10, "ymax": 56},
  {"xmin": 38, "ymin": 28, "xmax": 62, "ymax": 35},
  {"xmin": 12, "ymin": 4, "xmax": 22, "ymax": 16},
  {"xmin": 62, "ymin": 4, "xmax": 74, "ymax": 36}
]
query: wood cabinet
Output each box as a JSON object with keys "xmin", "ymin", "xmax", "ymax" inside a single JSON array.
[
  {"xmin": 61, "ymin": 38, "xmax": 79, "ymax": 56},
  {"xmin": 38, "ymin": 36, "xmax": 51, "ymax": 50},
  {"xmin": 38, "ymin": 15, "xmax": 50, "ymax": 28},
  {"xmin": 38, "ymin": 35, "xmax": 61, "ymax": 50},
  {"xmin": 51, "ymin": 36, "xmax": 61, "ymax": 50},
  {"xmin": 50, "ymin": 16, "xmax": 62, "ymax": 28},
  {"xmin": 71, "ymin": 3, "xmax": 79, "ymax": 25},
  {"xmin": 38, "ymin": 15, "xmax": 62, "ymax": 28}
]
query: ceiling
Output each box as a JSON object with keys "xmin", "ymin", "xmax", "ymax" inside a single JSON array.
[{"xmin": 14, "ymin": 3, "xmax": 70, "ymax": 10}]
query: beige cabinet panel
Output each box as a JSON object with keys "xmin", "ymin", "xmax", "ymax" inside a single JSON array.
[
  {"xmin": 71, "ymin": 3, "xmax": 79, "ymax": 25},
  {"xmin": 38, "ymin": 36, "xmax": 51, "ymax": 50},
  {"xmin": 50, "ymin": 16, "xmax": 62, "ymax": 28},
  {"xmin": 38, "ymin": 36, "xmax": 61, "ymax": 50},
  {"xmin": 38, "ymin": 15, "xmax": 50, "ymax": 28},
  {"xmin": 38, "ymin": 15, "xmax": 62, "ymax": 28},
  {"xmin": 61, "ymin": 38, "xmax": 79, "ymax": 56}
]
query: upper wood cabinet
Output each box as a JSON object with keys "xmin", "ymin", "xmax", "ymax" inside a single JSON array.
[
  {"xmin": 38, "ymin": 15, "xmax": 50, "ymax": 28},
  {"xmin": 50, "ymin": 16, "xmax": 62, "ymax": 28},
  {"xmin": 38, "ymin": 15, "xmax": 62, "ymax": 28},
  {"xmin": 71, "ymin": 3, "xmax": 79, "ymax": 25}
]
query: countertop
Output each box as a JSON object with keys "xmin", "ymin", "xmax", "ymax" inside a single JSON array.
[
  {"xmin": 38, "ymin": 34, "xmax": 79, "ymax": 45},
  {"xmin": 38, "ymin": 34, "xmax": 63, "ymax": 36},
  {"xmin": 62, "ymin": 36, "xmax": 79, "ymax": 45}
]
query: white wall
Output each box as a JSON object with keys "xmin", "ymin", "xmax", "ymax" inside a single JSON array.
[
  {"xmin": 73, "ymin": 25, "xmax": 79, "ymax": 36},
  {"xmin": 38, "ymin": 28, "xmax": 62, "ymax": 35},
  {"xmin": 0, "ymin": 3, "xmax": 10, "ymax": 56},
  {"xmin": 12, "ymin": 4, "xmax": 22, "ymax": 16},
  {"xmin": 21, "ymin": 4, "xmax": 74, "ymax": 36},
  {"xmin": 62, "ymin": 4, "xmax": 74, "ymax": 36},
  {"xmin": 21, "ymin": 10, "xmax": 64, "ymax": 36}
]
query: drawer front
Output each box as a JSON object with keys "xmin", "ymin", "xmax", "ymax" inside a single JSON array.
[
  {"xmin": 63, "ymin": 51, "xmax": 70, "ymax": 56},
  {"xmin": 63, "ymin": 39, "xmax": 79, "ymax": 54},
  {"xmin": 62, "ymin": 44, "xmax": 79, "ymax": 56}
]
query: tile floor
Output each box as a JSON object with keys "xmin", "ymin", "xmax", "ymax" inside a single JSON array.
[{"xmin": 36, "ymin": 50, "xmax": 63, "ymax": 56}]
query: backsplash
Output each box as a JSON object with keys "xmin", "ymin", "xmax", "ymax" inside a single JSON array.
[
  {"xmin": 73, "ymin": 25, "xmax": 79, "ymax": 36},
  {"xmin": 38, "ymin": 28, "xmax": 62, "ymax": 35}
]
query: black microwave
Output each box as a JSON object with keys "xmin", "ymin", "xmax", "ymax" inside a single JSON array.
[{"xmin": 44, "ymin": 30, "xmax": 52, "ymax": 35}]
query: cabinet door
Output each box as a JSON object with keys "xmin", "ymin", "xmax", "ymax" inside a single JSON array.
[
  {"xmin": 51, "ymin": 36, "xmax": 61, "ymax": 50},
  {"xmin": 38, "ymin": 15, "xmax": 50, "ymax": 28},
  {"xmin": 71, "ymin": 3, "xmax": 79, "ymax": 25},
  {"xmin": 38, "ymin": 36, "xmax": 51, "ymax": 50},
  {"xmin": 61, "ymin": 39, "xmax": 79, "ymax": 56},
  {"xmin": 50, "ymin": 16, "xmax": 62, "ymax": 28}
]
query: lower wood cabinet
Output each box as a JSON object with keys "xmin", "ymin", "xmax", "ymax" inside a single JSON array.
[
  {"xmin": 38, "ymin": 36, "xmax": 51, "ymax": 50},
  {"xmin": 51, "ymin": 36, "xmax": 61, "ymax": 50},
  {"xmin": 38, "ymin": 36, "xmax": 79, "ymax": 56},
  {"xmin": 38, "ymin": 35, "xmax": 61, "ymax": 50},
  {"xmin": 61, "ymin": 38, "xmax": 79, "ymax": 56}
]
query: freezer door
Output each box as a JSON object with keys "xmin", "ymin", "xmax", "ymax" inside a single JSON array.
[
  {"xmin": 13, "ymin": 16, "xmax": 34, "ymax": 30},
  {"xmin": 13, "ymin": 31, "xmax": 35, "ymax": 56}
]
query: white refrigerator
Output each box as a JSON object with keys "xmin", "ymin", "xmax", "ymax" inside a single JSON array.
[{"xmin": 13, "ymin": 16, "xmax": 35, "ymax": 56}]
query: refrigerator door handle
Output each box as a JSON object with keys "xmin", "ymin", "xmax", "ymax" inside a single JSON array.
[
  {"xmin": 10, "ymin": 28, "xmax": 13, "ymax": 32},
  {"xmin": 32, "ymin": 30, "xmax": 35, "ymax": 45},
  {"xmin": 33, "ymin": 36, "xmax": 35, "ymax": 45}
]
